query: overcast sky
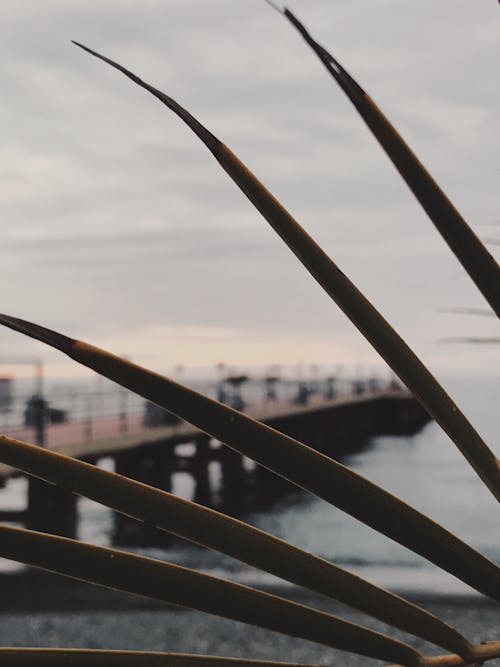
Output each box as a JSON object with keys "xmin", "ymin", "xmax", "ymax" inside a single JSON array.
[{"xmin": 1, "ymin": 0, "xmax": 499, "ymax": 383}]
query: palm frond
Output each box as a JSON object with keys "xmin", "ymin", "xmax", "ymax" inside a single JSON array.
[
  {"xmin": 0, "ymin": 649, "xmax": 321, "ymax": 667},
  {"xmin": 266, "ymin": 5, "xmax": 500, "ymax": 318}
]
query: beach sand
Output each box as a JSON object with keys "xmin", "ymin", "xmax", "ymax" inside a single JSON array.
[{"xmin": 0, "ymin": 571, "xmax": 499, "ymax": 666}]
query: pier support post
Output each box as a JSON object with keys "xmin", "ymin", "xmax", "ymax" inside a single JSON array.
[
  {"xmin": 26, "ymin": 478, "xmax": 77, "ymax": 538},
  {"xmin": 192, "ymin": 436, "xmax": 212, "ymax": 507},
  {"xmin": 220, "ymin": 445, "xmax": 246, "ymax": 514},
  {"xmin": 253, "ymin": 463, "xmax": 296, "ymax": 508},
  {"xmin": 112, "ymin": 446, "xmax": 174, "ymax": 547}
]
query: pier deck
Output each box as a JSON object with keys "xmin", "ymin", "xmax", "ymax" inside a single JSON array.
[
  {"xmin": 0, "ymin": 386, "xmax": 430, "ymax": 544},
  {"xmin": 0, "ymin": 388, "xmax": 427, "ymax": 479}
]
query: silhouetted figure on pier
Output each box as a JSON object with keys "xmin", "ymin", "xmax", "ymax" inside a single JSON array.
[
  {"xmin": 220, "ymin": 375, "xmax": 248, "ymax": 411},
  {"xmin": 294, "ymin": 381, "xmax": 309, "ymax": 405},
  {"xmin": 264, "ymin": 376, "xmax": 279, "ymax": 401},
  {"xmin": 143, "ymin": 401, "xmax": 180, "ymax": 427},
  {"xmin": 325, "ymin": 376, "xmax": 337, "ymax": 400}
]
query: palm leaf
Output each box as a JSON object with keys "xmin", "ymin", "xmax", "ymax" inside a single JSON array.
[
  {"xmin": 70, "ymin": 41, "xmax": 500, "ymax": 503},
  {"xmin": 5, "ymin": 644, "xmax": 500, "ymax": 667},
  {"xmin": 0, "ymin": 649, "xmax": 321, "ymax": 667},
  {"xmin": 266, "ymin": 4, "xmax": 500, "ymax": 318},
  {"xmin": 389, "ymin": 641, "xmax": 500, "ymax": 667}
]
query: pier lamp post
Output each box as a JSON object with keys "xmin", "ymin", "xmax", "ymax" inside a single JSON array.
[{"xmin": 0, "ymin": 356, "xmax": 45, "ymax": 445}]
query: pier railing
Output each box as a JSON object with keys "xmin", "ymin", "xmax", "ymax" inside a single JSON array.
[{"xmin": 0, "ymin": 375, "xmax": 383, "ymax": 452}]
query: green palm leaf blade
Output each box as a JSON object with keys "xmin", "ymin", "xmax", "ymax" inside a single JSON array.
[
  {"xmin": 0, "ymin": 524, "xmax": 421, "ymax": 666},
  {"xmin": 0, "ymin": 315, "xmax": 498, "ymax": 603},
  {"xmin": 71, "ymin": 41, "xmax": 500, "ymax": 503},
  {"xmin": 0, "ymin": 434, "xmax": 472, "ymax": 658},
  {"xmin": 0, "ymin": 648, "xmax": 321, "ymax": 667},
  {"xmin": 268, "ymin": 5, "xmax": 500, "ymax": 318}
]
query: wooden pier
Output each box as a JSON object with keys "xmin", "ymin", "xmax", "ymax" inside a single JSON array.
[{"xmin": 0, "ymin": 386, "xmax": 430, "ymax": 546}]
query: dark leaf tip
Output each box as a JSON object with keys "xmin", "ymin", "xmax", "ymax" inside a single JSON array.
[
  {"xmin": 280, "ymin": 8, "xmax": 366, "ymax": 100},
  {"xmin": 72, "ymin": 40, "xmax": 221, "ymax": 154},
  {"xmin": 264, "ymin": 0, "xmax": 285, "ymax": 14},
  {"xmin": 0, "ymin": 314, "xmax": 74, "ymax": 353}
]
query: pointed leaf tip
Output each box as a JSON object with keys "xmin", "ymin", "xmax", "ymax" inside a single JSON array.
[
  {"xmin": 279, "ymin": 8, "xmax": 365, "ymax": 100},
  {"xmin": 72, "ymin": 41, "xmax": 221, "ymax": 153},
  {"xmin": 71, "ymin": 40, "xmax": 139, "ymax": 80},
  {"xmin": 265, "ymin": 0, "xmax": 286, "ymax": 14},
  {"xmin": 71, "ymin": 40, "xmax": 99, "ymax": 58},
  {"xmin": 0, "ymin": 314, "xmax": 73, "ymax": 353}
]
